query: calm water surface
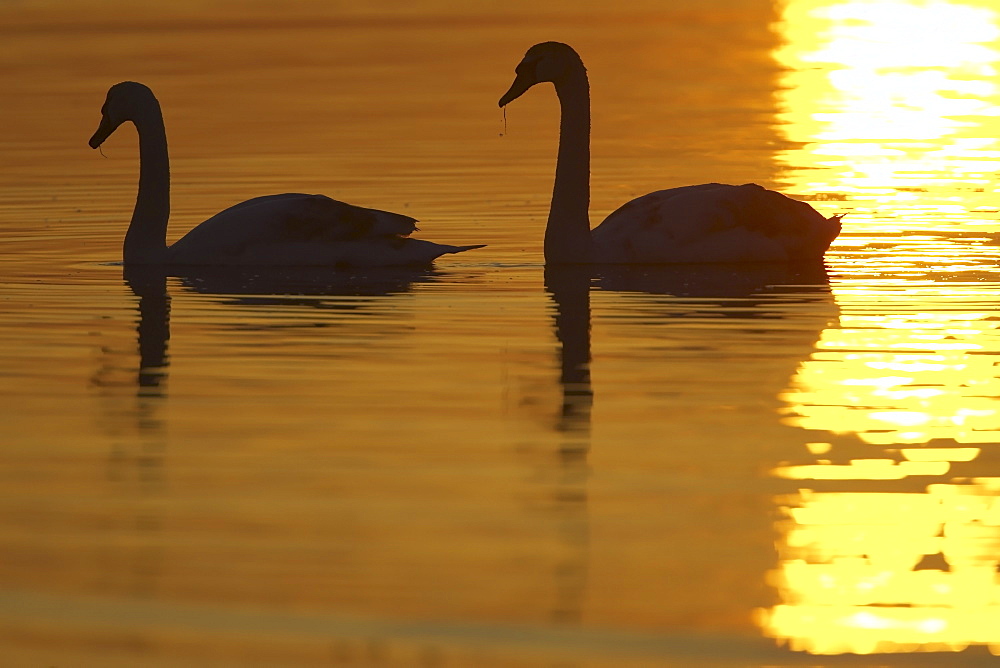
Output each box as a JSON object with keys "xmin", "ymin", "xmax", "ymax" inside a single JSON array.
[{"xmin": 3, "ymin": 0, "xmax": 1000, "ymax": 665}]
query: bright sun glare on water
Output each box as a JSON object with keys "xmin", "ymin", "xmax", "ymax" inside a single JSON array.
[
  {"xmin": 775, "ymin": 0, "xmax": 1000, "ymax": 209},
  {"xmin": 763, "ymin": 0, "xmax": 1000, "ymax": 656}
]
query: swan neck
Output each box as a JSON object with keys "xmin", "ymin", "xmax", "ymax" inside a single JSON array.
[
  {"xmin": 126, "ymin": 100, "xmax": 170, "ymax": 264},
  {"xmin": 547, "ymin": 70, "xmax": 593, "ymax": 264}
]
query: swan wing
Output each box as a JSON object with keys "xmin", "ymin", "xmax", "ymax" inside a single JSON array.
[
  {"xmin": 592, "ymin": 183, "xmax": 840, "ymax": 263},
  {"xmin": 166, "ymin": 194, "xmax": 480, "ymax": 266},
  {"xmin": 168, "ymin": 194, "xmax": 418, "ymax": 265}
]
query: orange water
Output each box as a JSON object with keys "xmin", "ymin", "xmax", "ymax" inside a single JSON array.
[{"xmin": 2, "ymin": 0, "xmax": 1000, "ymax": 665}]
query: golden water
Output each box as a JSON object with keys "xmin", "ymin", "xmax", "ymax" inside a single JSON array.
[{"xmin": 2, "ymin": 0, "xmax": 1000, "ymax": 665}]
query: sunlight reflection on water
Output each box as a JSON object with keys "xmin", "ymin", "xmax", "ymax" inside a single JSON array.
[{"xmin": 763, "ymin": 0, "xmax": 1000, "ymax": 655}]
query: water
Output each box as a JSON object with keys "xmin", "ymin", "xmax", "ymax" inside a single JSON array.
[{"xmin": 2, "ymin": 0, "xmax": 1000, "ymax": 665}]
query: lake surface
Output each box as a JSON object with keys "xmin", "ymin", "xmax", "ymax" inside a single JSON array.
[{"xmin": 3, "ymin": 0, "xmax": 1000, "ymax": 665}]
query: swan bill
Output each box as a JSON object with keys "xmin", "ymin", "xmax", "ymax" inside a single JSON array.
[
  {"xmin": 89, "ymin": 114, "xmax": 117, "ymax": 149},
  {"xmin": 499, "ymin": 72, "xmax": 535, "ymax": 107}
]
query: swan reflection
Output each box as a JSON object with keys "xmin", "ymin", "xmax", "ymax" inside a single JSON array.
[
  {"xmin": 121, "ymin": 264, "xmax": 437, "ymax": 347},
  {"xmin": 165, "ymin": 264, "xmax": 454, "ymax": 350},
  {"xmin": 88, "ymin": 267, "xmax": 173, "ymax": 599},
  {"xmin": 124, "ymin": 266, "xmax": 171, "ymax": 392},
  {"xmin": 545, "ymin": 266, "xmax": 593, "ymax": 449},
  {"xmin": 95, "ymin": 263, "xmax": 445, "ymax": 602},
  {"xmin": 541, "ymin": 262, "xmax": 836, "ymax": 631},
  {"xmin": 595, "ymin": 262, "xmax": 832, "ymax": 299},
  {"xmin": 122, "ymin": 264, "xmax": 438, "ymax": 362},
  {"xmin": 174, "ymin": 264, "xmax": 439, "ymax": 310}
]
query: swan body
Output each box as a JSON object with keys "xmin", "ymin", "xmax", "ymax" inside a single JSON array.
[
  {"xmin": 91, "ymin": 82, "xmax": 483, "ymax": 266},
  {"xmin": 498, "ymin": 43, "xmax": 841, "ymax": 264}
]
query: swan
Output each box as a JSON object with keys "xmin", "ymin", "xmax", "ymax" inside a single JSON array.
[
  {"xmin": 498, "ymin": 42, "xmax": 842, "ymax": 264},
  {"xmin": 90, "ymin": 81, "xmax": 483, "ymax": 266}
]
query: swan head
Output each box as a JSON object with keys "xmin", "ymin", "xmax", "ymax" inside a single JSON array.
[
  {"xmin": 89, "ymin": 81, "xmax": 158, "ymax": 149},
  {"xmin": 498, "ymin": 42, "xmax": 585, "ymax": 107}
]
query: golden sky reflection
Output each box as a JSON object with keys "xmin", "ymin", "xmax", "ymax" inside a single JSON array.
[{"xmin": 764, "ymin": 0, "xmax": 1000, "ymax": 656}]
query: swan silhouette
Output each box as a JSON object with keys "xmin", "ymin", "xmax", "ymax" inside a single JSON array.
[
  {"xmin": 90, "ymin": 81, "xmax": 484, "ymax": 266},
  {"xmin": 498, "ymin": 42, "xmax": 842, "ymax": 264}
]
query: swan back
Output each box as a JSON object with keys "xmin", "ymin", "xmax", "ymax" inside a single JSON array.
[
  {"xmin": 592, "ymin": 183, "xmax": 840, "ymax": 263},
  {"xmin": 167, "ymin": 194, "xmax": 421, "ymax": 265}
]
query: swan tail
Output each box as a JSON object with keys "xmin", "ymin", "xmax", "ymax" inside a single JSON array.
[
  {"xmin": 443, "ymin": 244, "xmax": 486, "ymax": 255},
  {"xmin": 827, "ymin": 213, "xmax": 846, "ymax": 232},
  {"xmin": 370, "ymin": 239, "xmax": 485, "ymax": 266},
  {"xmin": 818, "ymin": 213, "xmax": 844, "ymax": 251}
]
